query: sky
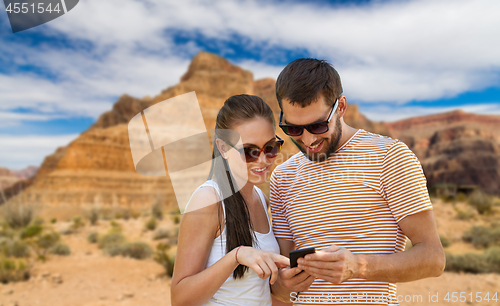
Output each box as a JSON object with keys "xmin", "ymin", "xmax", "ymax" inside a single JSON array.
[{"xmin": 0, "ymin": 0, "xmax": 499, "ymax": 170}]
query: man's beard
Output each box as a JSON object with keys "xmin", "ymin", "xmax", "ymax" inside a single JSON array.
[{"xmin": 294, "ymin": 115, "xmax": 342, "ymax": 162}]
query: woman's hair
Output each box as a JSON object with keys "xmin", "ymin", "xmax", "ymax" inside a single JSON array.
[{"xmin": 208, "ymin": 94, "xmax": 274, "ymax": 279}]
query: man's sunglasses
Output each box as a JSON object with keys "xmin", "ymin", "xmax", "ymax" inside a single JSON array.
[
  {"xmin": 279, "ymin": 98, "xmax": 338, "ymax": 136},
  {"xmin": 227, "ymin": 136, "xmax": 284, "ymax": 163}
]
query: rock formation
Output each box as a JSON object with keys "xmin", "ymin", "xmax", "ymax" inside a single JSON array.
[
  {"xmin": 386, "ymin": 110, "xmax": 500, "ymax": 195},
  {"xmin": 0, "ymin": 167, "xmax": 18, "ymax": 192},
  {"xmin": 0, "ymin": 166, "xmax": 39, "ymax": 202},
  {"xmin": 3, "ymin": 52, "xmax": 499, "ymax": 209},
  {"xmin": 5, "ymin": 53, "xmax": 269, "ymax": 209}
]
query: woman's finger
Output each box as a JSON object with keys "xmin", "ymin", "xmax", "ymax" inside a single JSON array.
[
  {"xmin": 257, "ymin": 257, "xmax": 272, "ymax": 279},
  {"xmin": 271, "ymin": 252, "xmax": 290, "ymax": 267},
  {"xmin": 249, "ymin": 263, "xmax": 265, "ymax": 279},
  {"xmin": 262, "ymin": 254, "xmax": 279, "ymax": 284}
]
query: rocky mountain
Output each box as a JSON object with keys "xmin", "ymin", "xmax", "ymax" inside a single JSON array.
[
  {"xmin": 3, "ymin": 52, "xmax": 393, "ymax": 208},
  {"xmin": 0, "ymin": 167, "xmax": 18, "ymax": 192},
  {"xmin": 0, "ymin": 53, "xmax": 272, "ymax": 208},
  {"xmin": 386, "ymin": 110, "xmax": 500, "ymax": 195},
  {"xmin": 3, "ymin": 52, "xmax": 499, "ymax": 209},
  {"xmin": 0, "ymin": 166, "xmax": 38, "ymax": 204},
  {"xmin": 11, "ymin": 166, "xmax": 39, "ymax": 180},
  {"xmin": 0, "ymin": 166, "xmax": 38, "ymax": 193}
]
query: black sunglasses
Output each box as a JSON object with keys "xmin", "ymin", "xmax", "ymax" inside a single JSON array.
[
  {"xmin": 279, "ymin": 98, "xmax": 338, "ymax": 136},
  {"xmin": 227, "ymin": 136, "xmax": 284, "ymax": 163}
]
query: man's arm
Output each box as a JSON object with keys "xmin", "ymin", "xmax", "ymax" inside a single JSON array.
[{"xmin": 297, "ymin": 210, "xmax": 445, "ymax": 284}]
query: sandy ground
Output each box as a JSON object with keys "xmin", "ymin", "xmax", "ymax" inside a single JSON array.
[
  {"xmin": 1, "ymin": 200, "xmax": 499, "ymax": 306},
  {"xmin": 397, "ymin": 273, "xmax": 500, "ymax": 306},
  {"xmin": 1, "ymin": 214, "xmax": 175, "ymax": 306}
]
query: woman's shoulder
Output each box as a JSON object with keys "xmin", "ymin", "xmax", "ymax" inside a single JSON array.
[{"xmin": 184, "ymin": 180, "xmax": 222, "ymax": 214}]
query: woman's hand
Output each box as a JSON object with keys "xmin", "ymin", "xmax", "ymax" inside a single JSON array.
[{"xmin": 235, "ymin": 247, "xmax": 290, "ymax": 285}]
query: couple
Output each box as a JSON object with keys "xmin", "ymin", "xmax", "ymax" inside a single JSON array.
[{"xmin": 171, "ymin": 59, "xmax": 445, "ymax": 306}]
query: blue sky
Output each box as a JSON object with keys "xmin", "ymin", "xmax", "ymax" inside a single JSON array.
[{"xmin": 0, "ymin": 0, "xmax": 499, "ymax": 169}]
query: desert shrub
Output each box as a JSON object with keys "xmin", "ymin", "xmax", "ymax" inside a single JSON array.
[
  {"xmin": 463, "ymin": 226, "xmax": 500, "ymax": 249},
  {"xmin": 454, "ymin": 207, "xmax": 475, "ymax": 220},
  {"xmin": 103, "ymin": 243, "xmax": 126, "ymax": 257},
  {"xmin": 445, "ymin": 252, "xmax": 489, "ymax": 273},
  {"xmin": 87, "ymin": 232, "xmax": 99, "ymax": 243},
  {"xmin": 171, "ymin": 215, "xmax": 180, "ymax": 225},
  {"xmin": 32, "ymin": 232, "xmax": 60, "ymax": 261},
  {"xmin": 130, "ymin": 210, "xmax": 141, "ymax": 219},
  {"xmin": 468, "ymin": 190, "xmax": 494, "ymax": 215},
  {"xmin": 97, "ymin": 232, "xmax": 126, "ymax": 249},
  {"xmin": 113, "ymin": 210, "xmax": 123, "ymax": 219},
  {"xmin": 0, "ymin": 239, "xmax": 31, "ymax": 258},
  {"xmin": 0, "ymin": 257, "xmax": 30, "ymax": 283},
  {"xmin": 70, "ymin": 216, "xmax": 85, "ymax": 232},
  {"xmin": 0, "ymin": 226, "xmax": 14, "ymax": 239},
  {"xmin": 154, "ymin": 242, "xmax": 175, "ymax": 277},
  {"xmin": 50, "ymin": 218, "xmax": 57, "ymax": 224},
  {"xmin": 455, "ymin": 192, "xmax": 468, "ymax": 203},
  {"xmin": 439, "ymin": 194, "xmax": 456, "ymax": 204},
  {"xmin": 49, "ymin": 243, "xmax": 71, "ymax": 256},
  {"xmin": 440, "ymin": 236, "xmax": 451, "ymax": 248},
  {"xmin": 446, "ymin": 248, "xmax": 500, "ymax": 274},
  {"xmin": 108, "ymin": 220, "xmax": 122, "ymax": 233},
  {"xmin": 2, "ymin": 202, "xmax": 34, "ymax": 229},
  {"xmin": 152, "ymin": 227, "xmax": 171, "ymax": 240},
  {"xmin": 151, "ymin": 201, "xmax": 163, "ymax": 220},
  {"xmin": 20, "ymin": 224, "xmax": 43, "ymax": 239},
  {"xmin": 87, "ymin": 207, "xmax": 99, "ymax": 225},
  {"xmin": 113, "ymin": 207, "xmax": 132, "ymax": 220},
  {"xmin": 145, "ymin": 217, "xmax": 157, "ymax": 231},
  {"xmin": 122, "ymin": 241, "xmax": 153, "ymax": 259},
  {"xmin": 32, "ymin": 218, "xmax": 44, "ymax": 225},
  {"xmin": 486, "ymin": 247, "xmax": 500, "ymax": 273}
]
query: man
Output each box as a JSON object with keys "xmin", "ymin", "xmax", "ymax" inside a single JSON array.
[{"xmin": 270, "ymin": 58, "xmax": 445, "ymax": 305}]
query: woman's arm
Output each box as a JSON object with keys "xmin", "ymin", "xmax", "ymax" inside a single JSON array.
[
  {"xmin": 171, "ymin": 187, "xmax": 290, "ymax": 306},
  {"xmin": 171, "ymin": 187, "xmax": 236, "ymax": 306}
]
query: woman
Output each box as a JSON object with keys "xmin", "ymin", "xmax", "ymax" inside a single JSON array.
[{"xmin": 171, "ymin": 94, "xmax": 289, "ymax": 306}]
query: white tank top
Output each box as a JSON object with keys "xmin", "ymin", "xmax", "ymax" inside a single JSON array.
[{"xmin": 197, "ymin": 180, "xmax": 280, "ymax": 306}]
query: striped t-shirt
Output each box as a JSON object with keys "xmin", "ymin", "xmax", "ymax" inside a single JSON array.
[{"xmin": 270, "ymin": 129, "xmax": 433, "ymax": 305}]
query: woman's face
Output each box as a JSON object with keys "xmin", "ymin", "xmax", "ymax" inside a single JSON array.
[{"xmin": 222, "ymin": 117, "xmax": 278, "ymax": 187}]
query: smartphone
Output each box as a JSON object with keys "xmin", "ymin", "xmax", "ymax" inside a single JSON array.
[{"xmin": 289, "ymin": 248, "xmax": 316, "ymax": 268}]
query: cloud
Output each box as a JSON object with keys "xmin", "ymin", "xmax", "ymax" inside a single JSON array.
[
  {"xmin": 0, "ymin": 134, "xmax": 78, "ymax": 170},
  {"xmin": 237, "ymin": 59, "xmax": 284, "ymax": 81},
  {"xmin": 0, "ymin": 36, "xmax": 191, "ymax": 120},
  {"xmin": 1, "ymin": 0, "xmax": 499, "ymax": 170},
  {"xmin": 1, "ymin": 0, "xmax": 500, "ymax": 121},
  {"xmin": 133, "ymin": 0, "xmax": 500, "ymax": 103}
]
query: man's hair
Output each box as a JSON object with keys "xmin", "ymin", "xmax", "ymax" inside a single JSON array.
[{"xmin": 276, "ymin": 58, "xmax": 343, "ymax": 108}]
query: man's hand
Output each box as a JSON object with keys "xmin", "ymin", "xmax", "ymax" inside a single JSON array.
[
  {"xmin": 271, "ymin": 266, "xmax": 315, "ymax": 302},
  {"xmin": 297, "ymin": 245, "xmax": 362, "ymax": 284}
]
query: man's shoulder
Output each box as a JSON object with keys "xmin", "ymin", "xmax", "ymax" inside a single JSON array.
[
  {"xmin": 355, "ymin": 129, "xmax": 398, "ymax": 149},
  {"xmin": 356, "ymin": 130, "xmax": 420, "ymax": 165},
  {"xmin": 274, "ymin": 151, "xmax": 306, "ymax": 175}
]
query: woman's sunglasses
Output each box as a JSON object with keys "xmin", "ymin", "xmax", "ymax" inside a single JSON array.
[
  {"xmin": 279, "ymin": 98, "xmax": 338, "ymax": 136},
  {"xmin": 227, "ymin": 136, "xmax": 284, "ymax": 163}
]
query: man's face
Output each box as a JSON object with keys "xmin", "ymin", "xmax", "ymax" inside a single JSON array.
[{"xmin": 281, "ymin": 95, "xmax": 342, "ymax": 162}]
